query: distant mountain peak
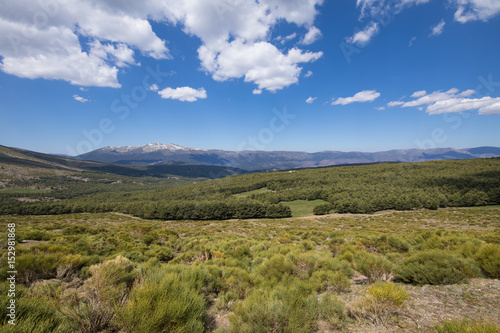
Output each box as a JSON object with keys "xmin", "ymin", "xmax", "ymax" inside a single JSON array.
[{"xmin": 102, "ymin": 143, "xmax": 204, "ymax": 153}]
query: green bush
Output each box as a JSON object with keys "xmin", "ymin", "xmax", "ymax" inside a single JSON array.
[
  {"xmin": 355, "ymin": 252, "xmax": 393, "ymax": 283},
  {"xmin": 318, "ymin": 292, "xmax": 347, "ymax": 330},
  {"xmin": 351, "ymin": 282, "xmax": 408, "ymax": 325},
  {"xmin": 475, "ymin": 244, "xmax": 500, "ymax": 278},
  {"xmin": 87, "ymin": 255, "xmax": 136, "ymax": 306},
  {"xmin": 118, "ymin": 273, "xmax": 207, "ymax": 333},
  {"xmin": 435, "ymin": 318, "xmax": 500, "ymax": 333},
  {"xmin": 0, "ymin": 282, "xmax": 64, "ymax": 333},
  {"xmin": 229, "ymin": 282, "xmax": 318, "ymax": 333},
  {"xmin": 313, "ymin": 203, "xmax": 333, "ymax": 215},
  {"xmin": 396, "ymin": 250, "xmax": 481, "ymax": 285}
]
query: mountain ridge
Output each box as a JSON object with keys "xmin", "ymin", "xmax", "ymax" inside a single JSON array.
[{"xmin": 76, "ymin": 144, "xmax": 500, "ymax": 171}]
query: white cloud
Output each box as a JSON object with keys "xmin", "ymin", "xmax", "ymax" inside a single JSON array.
[
  {"xmin": 276, "ymin": 33, "xmax": 297, "ymax": 44},
  {"xmin": 305, "ymin": 96, "xmax": 317, "ymax": 103},
  {"xmin": 430, "ymin": 19, "xmax": 446, "ymax": 36},
  {"xmin": 387, "ymin": 101, "xmax": 404, "ymax": 107},
  {"xmin": 0, "ymin": 0, "xmax": 325, "ymax": 92},
  {"xmin": 332, "ymin": 90, "xmax": 381, "ymax": 105},
  {"xmin": 168, "ymin": 0, "xmax": 324, "ymax": 91},
  {"xmin": 148, "ymin": 84, "xmax": 159, "ymax": 92},
  {"xmin": 304, "ymin": 70, "xmax": 313, "ymax": 77},
  {"xmin": 73, "ymin": 94, "xmax": 89, "ymax": 103},
  {"xmin": 388, "ymin": 87, "xmax": 500, "ymax": 115},
  {"xmin": 158, "ymin": 86, "xmax": 207, "ymax": 102},
  {"xmin": 200, "ymin": 40, "xmax": 322, "ymax": 92},
  {"xmin": 0, "ymin": 0, "xmax": 171, "ymax": 88},
  {"xmin": 452, "ymin": 0, "xmax": 500, "ymax": 23},
  {"xmin": 253, "ymin": 89, "xmax": 262, "ymax": 95},
  {"xmin": 411, "ymin": 90, "xmax": 427, "ymax": 98},
  {"xmin": 427, "ymin": 96, "xmax": 500, "ymax": 115},
  {"xmin": 409, "ymin": 36, "xmax": 417, "ymax": 46},
  {"xmin": 89, "ymin": 40, "xmax": 136, "ymax": 67},
  {"xmin": 375, "ymin": 106, "xmax": 386, "ymax": 110},
  {"xmin": 355, "ymin": 0, "xmax": 500, "ymax": 25},
  {"xmin": 356, "ymin": 0, "xmax": 431, "ymax": 20},
  {"xmin": 301, "ymin": 26, "xmax": 322, "ymax": 45},
  {"xmin": 346, "ymin": 22, "xmax": 379, "ymax": 46}
]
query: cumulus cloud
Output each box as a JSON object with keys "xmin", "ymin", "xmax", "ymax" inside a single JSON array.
[
  {"xmin": 253, "ymin": 89, "xmax": 262, "ymax": 95},
  {"xmin": 73, "ymin": 94, "xmax": 89, "ymax": 103},
  {"xmin": 305, "ymin": 96, "xmax": 317, "ymax": 103},
  {"xmin": 332, "ymin": 90, "xmax": 381, "ymax": 105},
  {"xmin": 346, "ymin": 22, "xmax": 379, "ymax": 46},
  {"xmin": 304, "ymin": 70, "xmax": 313, "ymax": 77},
  {"xmin": 167, "ymin": 0, "xmax": 324, "ymax": 92},
  {"xmin": 388, "ymin": 88, "xmax": 500, "ymax": 115},
  {"xmin": 0, "ymin": 0, "xmax": 171, "ymax": 88},
  {"xmin": 158, "ymin": 86, "xmax": 207, "ymax": 102},
  {"xmin": 148, "ymin": 84, "xmax": 159, "ymax": 92},
  {"xmin": 430, "ymin": 19, "xmax": 446, "ymax": 36},
  {"xmin": 200, "ymin": 40, "xmax": 322, "ymax": 92},
  {"xmin": 301, "ymin": 26, "xmax": 322, "ymax": 45},
  {"xmin": 0, "ymin": 0, "xmax": 324, "ymax": 91}
]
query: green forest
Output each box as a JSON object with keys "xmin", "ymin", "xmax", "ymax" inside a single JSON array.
[{"xmin": 2, "ymin": 158, "xmax": 499, "ymax": 220}]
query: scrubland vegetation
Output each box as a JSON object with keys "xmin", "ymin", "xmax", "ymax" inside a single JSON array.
[{"xmin": 1, "ymin": 206, "xmax": 499, "ymax": 332}]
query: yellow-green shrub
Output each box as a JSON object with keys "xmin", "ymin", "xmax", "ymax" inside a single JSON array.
[
  {"xmin": 475, "ymin": 244, "xmax": 500, "ymax": 278},
  {"xmin": 435, "ymin": 318, "xmax": 500, "ymax": 333},
  {"xmin": 396, "ymin": 250, "xmax": 481, "ymax": 285},
  {"xmin": 117, "ymin": 273, "xmax": 207, "ymax": 333}
]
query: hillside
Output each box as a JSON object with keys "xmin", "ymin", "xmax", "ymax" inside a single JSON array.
[
  {"xmin": 0, "ymin": 145, "xmax": 247, "ymax": 213},
  {"xmin": 76, "ymin": 143, "xmax": 500, "ymax": 171},
  {"xmin": 3, "ymin": 155, "xmax": 499, "ymax": 219}
]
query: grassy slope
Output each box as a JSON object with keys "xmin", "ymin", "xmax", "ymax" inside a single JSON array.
[{"xmin": 1, "ymin": 207, "xmax": 499, "ymax": 332}]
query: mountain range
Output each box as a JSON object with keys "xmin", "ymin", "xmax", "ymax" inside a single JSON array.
[{"xmin": 76, "ymin": 143, "xmax": 500, "ymax": 171}]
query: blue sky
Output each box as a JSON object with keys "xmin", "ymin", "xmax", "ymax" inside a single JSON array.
[{"xmin": 0, "ymin": 0, "xmax": 499, "ymax": 155}]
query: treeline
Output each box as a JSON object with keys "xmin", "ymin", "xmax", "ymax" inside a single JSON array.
[{"xmin": 1, "ymin": 158, "xmax": 499, "ymax": 219}]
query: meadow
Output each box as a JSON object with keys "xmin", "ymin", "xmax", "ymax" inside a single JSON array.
[{"xmin": 1, "ymin": 206, "xmax": 499, "ymax": 332}]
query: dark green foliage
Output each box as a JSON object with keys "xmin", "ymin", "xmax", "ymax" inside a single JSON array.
[
  {"xmin": 2, "ymin": 157, "xmax": 499, "ymax": 219},
  {"xmin": 395, "ymin": 250, "xmax": 482, "ymax": 285},
  {"xmin": 313, "ymin": 203, "xmax": 333, "ymax": 215}
]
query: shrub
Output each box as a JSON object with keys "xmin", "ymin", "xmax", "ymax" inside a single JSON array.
[
  {"xmin": 311, "ymin": 270, "xmax": 351, "ymax": 293},
  {"xmin": 0, "ymin": 282, "xmax": 64, "ymax": 333},
  {"xmin": 395, "ymin": 250, "xmax": 482, "ymax": 285},
  {"xmin": 355, "ymin": 252, "xmax": 393, "ymax": 283},
  {"xmin": 435, "ymin": 318, "xmax": 500, "ymax": 333},
  {"xmin": 117, "ymin": 273, "xmax": 207, "ymax": 333},
  {"xmin": 318, "ymin": 292, "xmax": 347, "ymax": 330},
  {"xmin": 313, "ymin": 203, "xmax": 333, "ymax": 215},
  {"xmin": 475, "ymin": 244, "xmax": 500, "ymax": 278},
  {"xmin": 229, "ymin": 282, "xmax": 318, "ymax": 333},
  {"xmin": 351, "ymin": 282, "xmax": 408, "ymax": 325},
  {"xmin": 87, "ymin": 256, "xmax": 136, "ymax": 306}
]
